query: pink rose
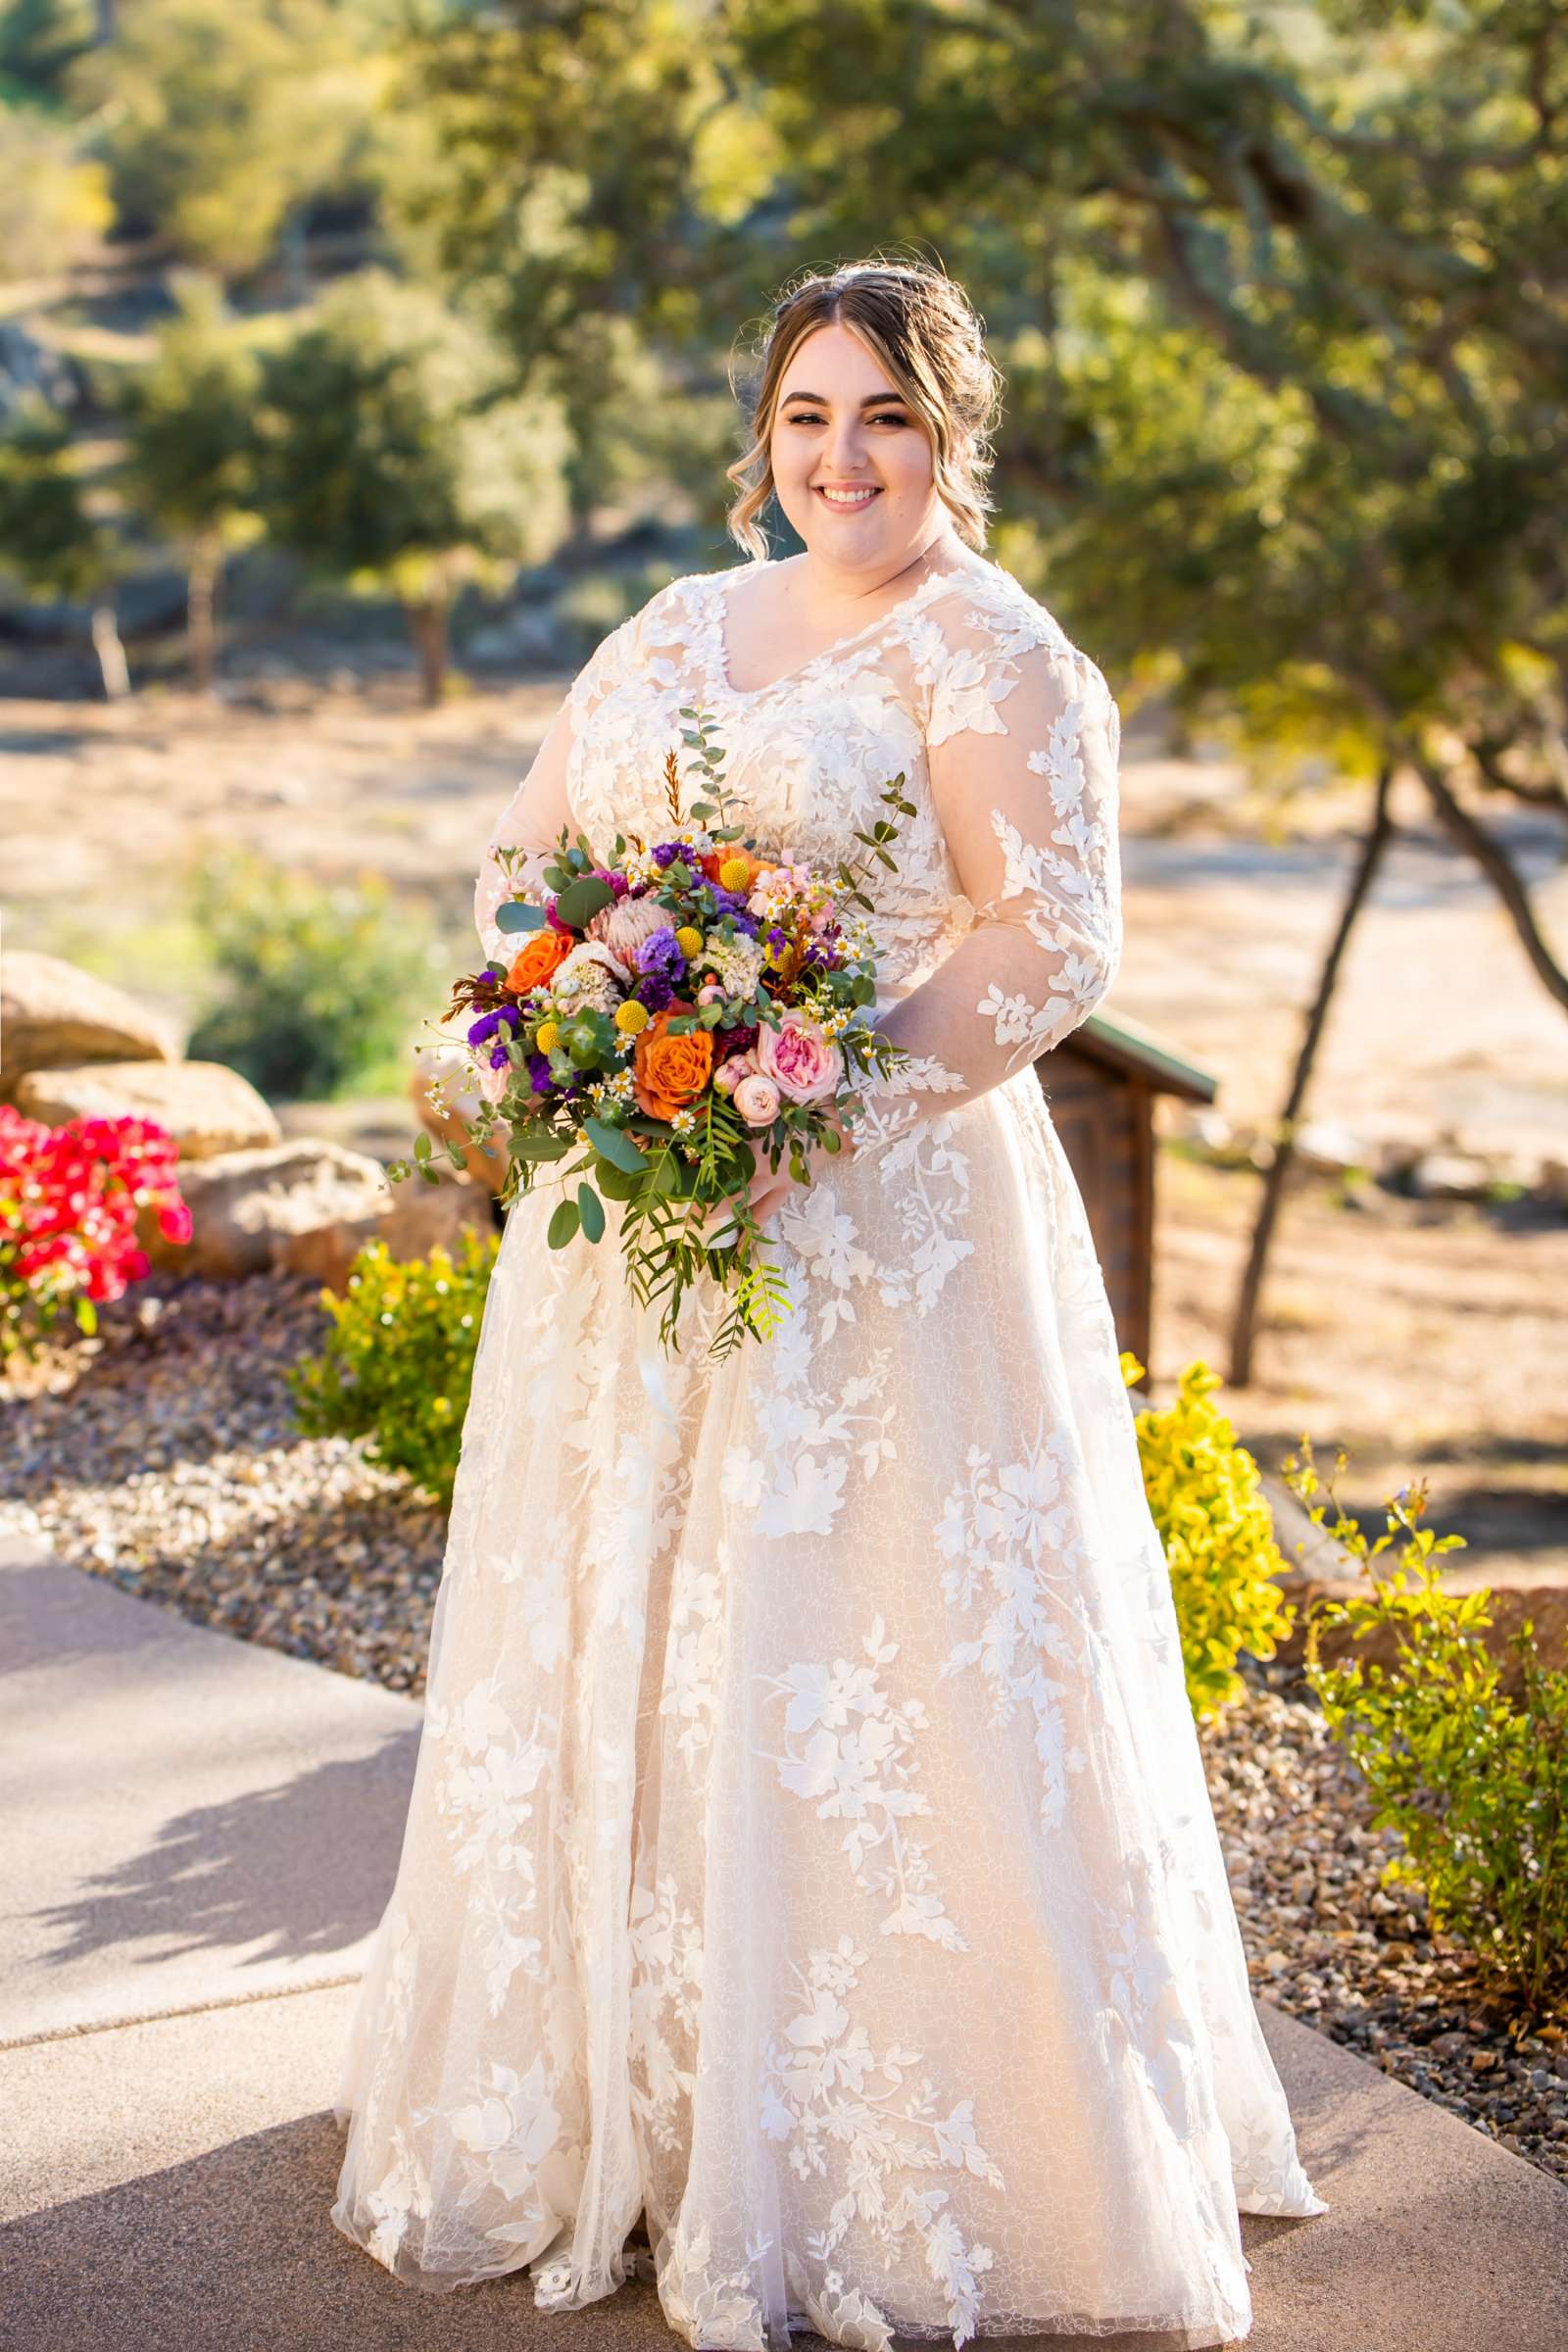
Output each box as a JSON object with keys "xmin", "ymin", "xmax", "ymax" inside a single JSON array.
[
  {"xmin": 696, "ymin": 980, "xmax": 723, "ymax": 1005},
  {"xmin": 732, "ymin": 1071, "xmax": 781, "ymax": 1127},
  {"xmin": 756, "ymin": 1009, "xmax": 839, "ymax": 1105},
  {"xmin": 711, "ymin": 1049, "xmax": 757, "ymax": 1098}
]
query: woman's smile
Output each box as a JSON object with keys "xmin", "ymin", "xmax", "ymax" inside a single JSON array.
[{"xmin": 813, "ymin": 483, "xmax": 882, "ymax": 511}]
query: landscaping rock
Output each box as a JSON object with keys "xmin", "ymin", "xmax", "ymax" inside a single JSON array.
[
  {"xmin": 1292, "ymin": 1119, "xmax": 1367, "ymax": 1177},
  {"xmin": 144, "ymin": 1139, "xmax": 390, "ymax": 1279},
  {"xmin": 12, "ymin": 1058, "xmax": 280, "ymax": 1159},
  {"xmin": 272, "ymin": 1167, "xmax": 492, "ymax": 1291},
  {"xmin": 1409, "ymin": 1151, "xmax": 1499, "ymax": 1202},
  {"xmin": 0, "ymin": 951, "xmax": 178, "ymax": 1097}
]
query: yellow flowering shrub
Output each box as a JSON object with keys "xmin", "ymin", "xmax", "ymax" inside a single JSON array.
[
  {"xmin": 289, "ymin": 1231, "xmax": 499, "ymax": 1507},
  {"xmin": 1288, "ymin": 1436, "xmax": 1568, "ymax": 2017},
  {"xmin": 1123, "ymin": 1352, "xmax": 1296, "ymax": 1722}
]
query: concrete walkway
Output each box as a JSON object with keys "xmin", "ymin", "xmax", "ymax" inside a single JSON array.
[{"xmin": 4, "ymin": 1526, "xmax": 1567, "ymax": 2352}]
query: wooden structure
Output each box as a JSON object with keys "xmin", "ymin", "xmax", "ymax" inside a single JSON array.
[{"xmin": 1037, "ymin": 1010, "xmax": 1217, "ymax": 1388}]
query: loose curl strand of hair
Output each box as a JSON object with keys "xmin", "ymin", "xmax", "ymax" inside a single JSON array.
[{"xmin": 724, "ymin": 256, "xmax": 1004, "ymax": 564}]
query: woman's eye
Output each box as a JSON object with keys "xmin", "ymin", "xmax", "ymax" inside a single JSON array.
[{"xmin": 783, "ymin": 408, "xmax": 907, "ymax": 428}]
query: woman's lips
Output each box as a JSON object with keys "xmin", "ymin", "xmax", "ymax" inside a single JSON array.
[{"xmin": 812, "ymin": 484, "xmax": 881, "ymax": 511}]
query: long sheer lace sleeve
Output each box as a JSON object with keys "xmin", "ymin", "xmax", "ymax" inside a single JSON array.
[
  {"xmin": 473, "ymin": 612, "xmax": 642, "ymax": 961},
  {"xmin": 858, "ymin": 621, "xmax": 1123, "ymax": 1148}
]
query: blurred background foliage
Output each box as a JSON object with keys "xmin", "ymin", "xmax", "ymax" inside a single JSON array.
[{"xmin": 0, "ymin": 0, "xmax": 1563, "ymax": 999}]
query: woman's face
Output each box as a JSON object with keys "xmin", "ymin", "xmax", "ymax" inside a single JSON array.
[{"xmin": 768, "ymin": 320, "xmax": 946, "ymax": 575}]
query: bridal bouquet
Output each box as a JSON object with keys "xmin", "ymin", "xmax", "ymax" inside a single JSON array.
[{"xmin": 394, "ymin": 709, "xmax": 913, "ymax": 1358}]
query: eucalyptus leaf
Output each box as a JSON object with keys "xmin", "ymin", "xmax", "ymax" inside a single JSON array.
[
  {"xmin": 584, "ymin": 1117, "xmax": 647, "ymax": 1173},
  {"xmin": 553, "ymin": 874, "xmax": 615, "ymax": 927},
  {"xmin": 577, "ymin": 1182, "xmax": 606, "ymax": 1243},
  {"xmin": 496, "ymin": 900, "xmax": 548, "ymax": 933},
  {"xmin": 594, "ymin": 1158, "xmax": 644, "ymax": 1201},
  {"xmin": 547, "ymin": 1198, "xmax": 580, "ymax": 1249}
]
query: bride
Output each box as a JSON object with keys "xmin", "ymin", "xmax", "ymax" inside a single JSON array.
[{"xmin": 330, "ymin": 256, "xmax": 1327, "ymax": 2350}]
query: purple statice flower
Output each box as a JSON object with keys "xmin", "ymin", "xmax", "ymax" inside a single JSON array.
[
  {"xmin": 467, "ymin": 1004, "xmax": 518, "ymax": 1049},
  {"xmin": 489, "ymin": 1045, "xmax": 511, "ymax": 1069},
  {"xmin": 527, "ymin": 1052, "xmax": 554, "ymax": 1093},
  {"xmin": 767, "ymin": 925, "xmax": 787, "ymax": 953},
  {"xmin": 707, "ymin": 886, "xmax": 759, "ymax": 932},
  {"xmin": 651, "ymin": 842, "xmax": 686, "ymax": 869},
  {"xmin": 635, "ymin": 925, "xmax": 683, "ymax": 982},
  {"xmin": 637, "ymin": 972, "xmax": 675, "ymax": 1014}
]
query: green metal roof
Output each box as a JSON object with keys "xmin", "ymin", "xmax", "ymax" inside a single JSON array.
[{"xmin": 1067, "ymin": 1006, "xmax": 1218, "ymax": 1102}]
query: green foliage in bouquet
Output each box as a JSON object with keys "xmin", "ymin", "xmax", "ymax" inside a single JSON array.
[
  {"xmin": 288, "ymin": 1231, "xmax": 497, "ymax": 1508},
  {"xmin": 1287, "ymin": 1437, "xmax": 1568, "ymax": 2019},
  {"xmin": 187, "ymin": 849, "xmax": 442, "ymax": 1102},
  {"xmin": 1123, "ymin": 1352, "xmax": 1296, "ymax": 1723},
  {"xmin": 397, "ymin": 707, "xmax": 915, "ymax": 1360}
]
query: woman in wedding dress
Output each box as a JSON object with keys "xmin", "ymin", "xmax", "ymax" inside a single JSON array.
[{"xmin": 330, "ymin": 257, "xmax": 1327, "ymax": 2350}]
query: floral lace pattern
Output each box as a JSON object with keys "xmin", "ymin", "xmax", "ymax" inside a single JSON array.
[{"xmin": 332, "ymin": 552, "xmax": 1327, "ymax": 2351}]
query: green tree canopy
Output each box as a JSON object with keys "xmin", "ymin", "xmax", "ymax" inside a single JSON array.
[
  {"xmin": 68, "ymin": 0, "xmax": 384, "ymax": 276},
  {"xmin": 117, "ymin": 270, "xmax": 263, "ymax": 690},
  {"xmin": 252, "ymin": 267, "xmax": 572, "ymax": 702}
]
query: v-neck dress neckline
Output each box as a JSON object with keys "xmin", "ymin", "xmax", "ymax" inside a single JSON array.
[{"xmin": 704, "ymin": 558, "xmax": 971, "ymax": 701}]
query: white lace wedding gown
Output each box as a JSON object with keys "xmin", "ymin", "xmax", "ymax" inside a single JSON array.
[{"xmin": 329, "ymin": 550, "xmax": 1328, "ymax": 2350}]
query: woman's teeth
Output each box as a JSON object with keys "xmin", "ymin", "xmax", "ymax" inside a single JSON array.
[{"xmin": 815, "ymin": 485, "xmax": 880, "ymax": 509}]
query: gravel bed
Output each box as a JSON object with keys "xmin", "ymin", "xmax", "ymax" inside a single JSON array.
[
  {"xmin": 1202, "ymin": 1664, "xmax": 1568, "ymax": 2186},
  {"xmin": 3, "ymin": 1272, "xmax": 447, "ymax": 1692},
  {"xmin": 5, "ymin": 1270, "xmax": 1564, "ymax": 2184}
]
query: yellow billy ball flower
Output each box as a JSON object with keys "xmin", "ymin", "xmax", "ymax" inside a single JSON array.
[
  {"xmin": 534, "ymin": 1019, "xmax": 561, "ymax": 1054},
  {"xmin": 718, "ymin": 856, "xmax": 752, "ymax": 892},
  {"xmin": 614, "ymin": 999, "xmax": 650, "ymax": 1035},
  {"xmin": 674, "ymin": 924, "xmax": 704, "ymax": 960}
]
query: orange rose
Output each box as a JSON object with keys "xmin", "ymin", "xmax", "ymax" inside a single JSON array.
[
  {"xmin": 504, "ymin": 925, "xmax": 573, "ymax": 996},
  {"xmin": 633, "ymin": 1000, "xmax": 714, "ymax": 1120}
]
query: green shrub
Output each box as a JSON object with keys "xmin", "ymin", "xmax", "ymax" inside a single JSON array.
[
  {"xmin": 186, "ymin": 848, "xmax": 443, "ymax": 1102},
  {"xmin": 1286, "ymin": 1436, "xmax": 1568, "ymax": 2017},
  {"xmin": 1124, "ymin": 1352, "xmax": 1297, "ymax": 1722},
  {"xmin": 288, "ymin": 1231, "xmax": 498, "ymax": 1506}
]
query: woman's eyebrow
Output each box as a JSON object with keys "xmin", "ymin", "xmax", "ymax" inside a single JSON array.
[{"xmin": 778, "ymin": 388, "xmax": 909, "ymax": 406}]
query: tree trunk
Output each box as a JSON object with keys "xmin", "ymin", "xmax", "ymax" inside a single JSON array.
[
  {"xmin": 1415, "ymin": 750, "xmax": 1568, "ymax": 1012},
  {"xmin": 405, "ymin": 594, "xmax": 449, "ymax": 707},
  {"xmin": 90, "ymin": 603, "xmax": 130, "ymax": 702},
  {"xmin": 1227, "ymin": 761, "xmax": 1396, "ymax": 1389},
  {"xmin": 188, "ymin": 535, "xmax": 220, "ymax": 694}
]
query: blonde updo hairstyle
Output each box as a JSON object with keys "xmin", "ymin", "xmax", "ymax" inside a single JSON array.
[{"xmin": 725, "ymin": 257, "xmax": 1004, "ymax": 563}]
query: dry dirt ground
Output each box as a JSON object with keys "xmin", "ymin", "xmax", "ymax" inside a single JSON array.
[{"xmin": 3, "ymin": 671, "xmax": 1565, "ymax": 1583}]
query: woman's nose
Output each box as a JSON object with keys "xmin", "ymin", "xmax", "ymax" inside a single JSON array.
[{"xmin": 825, "ymin": 416, "xmax": 869, "ymax": 474}]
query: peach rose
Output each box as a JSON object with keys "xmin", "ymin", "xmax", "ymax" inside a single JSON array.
[
  {"xmin": 732, "ymin": 1070, "xmax": 781, "ymax": 1128},
  {"xmin": 756, "ymin": 1009, "xmax": 839, "ymax": 1105},
  {"xmin": 504, "ymin": 925, "xmax": 573, "ymax": 996},
  {"xmin": 711, "ymin": 1050, "xmax": 756, "ymax": 1099},
  {"xmin": 632, "ymin": 1001, "xmax": 714, "ymax": 1120}
]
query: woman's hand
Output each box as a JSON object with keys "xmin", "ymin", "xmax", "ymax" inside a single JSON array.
[{"xmin": 703, "ymin": 1105, "xmax": 859, "ymax": 1243}]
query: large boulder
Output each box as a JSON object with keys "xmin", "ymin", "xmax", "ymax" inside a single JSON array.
[
  {"xmin": 273, "ymin": 1165, "xmax": 493, "ymax": 1291},
  {"xmin": 0, "ymin": 952, "xmax": 179, "ymax": 1098},
  {"xmin": 143, "ymin": 1140, "xmax": 393, "ymax": 1280},
  {"xmin": 12, "ymin": 1059, "xmax": 280, "ymax": 1160}
]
